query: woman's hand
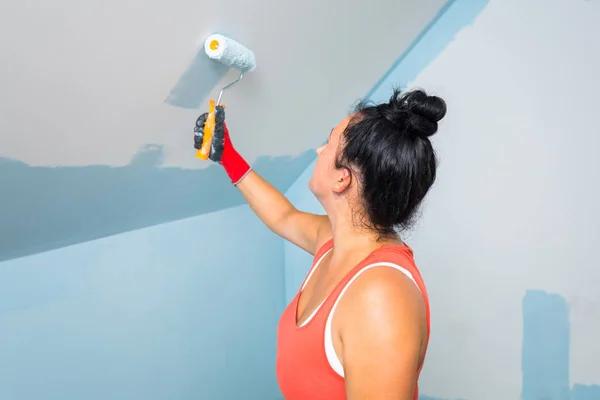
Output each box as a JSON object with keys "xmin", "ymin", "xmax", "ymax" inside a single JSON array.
[{"xmin": 193, "ymin": 105, "xmax": 251, "ymax": 185}]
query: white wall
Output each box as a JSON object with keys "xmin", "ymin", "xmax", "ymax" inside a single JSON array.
[
  {"xmin": 407, "ymin": 0, "xmax": 600, "ymax": 398},
  {"xmin": 284, "ymin": 1, "xmax": 600, "ymax": 399},
  {"xmin": 0, "ymin": 205, "xmax": 285, "ymax": 400},
  {"xmin": 0, "ymin": 0, "xmax": 446, "ymax": 169}
]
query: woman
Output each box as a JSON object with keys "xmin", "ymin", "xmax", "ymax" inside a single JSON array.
[{"xmin": 194, "ymin": 88, "xmax": 447, "ymax": 399}]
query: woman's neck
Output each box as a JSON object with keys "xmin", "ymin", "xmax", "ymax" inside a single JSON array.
[{"xmin": 328, "ymin": 217, "xmax": 400, "ymax": 266}]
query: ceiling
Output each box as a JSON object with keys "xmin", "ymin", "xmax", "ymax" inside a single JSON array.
[{"xmin": 0, "ymin": 0, "xmax": 448, "ymax": 261}]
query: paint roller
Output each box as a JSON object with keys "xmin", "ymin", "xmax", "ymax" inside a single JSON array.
[{"xmin": 195, "ymin": 34, "xmax": 256, "ymax": 160}]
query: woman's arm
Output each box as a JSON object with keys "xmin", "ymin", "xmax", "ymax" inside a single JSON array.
[
  {"xmin": 195, "ymin": 111, "xmax": 331, "ymax": 255},
  {"xmin": 237, "ymin": 171, "xmax": 331, "ymax": 255},
  {"xmin": 337, "ymin": 268, "xmax": 427, "ymax": 399}
]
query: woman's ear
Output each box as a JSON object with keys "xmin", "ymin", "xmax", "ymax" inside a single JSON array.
[{"xmin": 332, "ymin": 167, "xmax": 352, "ymax": 193}]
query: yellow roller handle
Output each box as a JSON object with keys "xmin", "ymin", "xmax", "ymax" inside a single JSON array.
[{"xmin": 196, "ymin": 100, "xmax": 216, "ymax": 160}]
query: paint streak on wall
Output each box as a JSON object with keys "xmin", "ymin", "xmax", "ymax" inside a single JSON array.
[
  {"xmin": 419, "ymin": 291, "xmax": 600, "ymax": 400},
  {"xmin": 523, "ymin": 291, "xmax": 572, "ymax": 400}
]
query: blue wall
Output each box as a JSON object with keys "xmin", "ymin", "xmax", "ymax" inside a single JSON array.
[
  {"xmin": 0, "ymin": 146, "xmax": 315, "ymax": 262},
  {"xmin": 0, "ymin": 205, "xmax": 285, "ymax": 400}
]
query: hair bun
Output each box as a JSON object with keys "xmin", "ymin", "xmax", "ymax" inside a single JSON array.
[
  {"xmin": 385, "ymin": 89, "xmax": 447, "ymax": 138},
  {"xmin": 406, "ymin": 90, "xmax": 446, "ymax": 121}
]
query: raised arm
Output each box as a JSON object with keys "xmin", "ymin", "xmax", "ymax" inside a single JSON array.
[
  {"xmin": 194, "ymin": 108, "xmax": 331, "ymax": 255},
  {"xmin": 236, "ymin": 171, "xmax": 330, "ymax": 255}
]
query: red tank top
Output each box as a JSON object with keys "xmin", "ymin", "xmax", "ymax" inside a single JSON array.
[{"xmin": 276, "ymin": 239, "xmax": 430, "ymax": 400}]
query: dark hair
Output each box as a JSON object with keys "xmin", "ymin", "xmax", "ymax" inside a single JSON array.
[{"xmin": 335, "ymin": 88, "xmax": 447, "ymax": 239}]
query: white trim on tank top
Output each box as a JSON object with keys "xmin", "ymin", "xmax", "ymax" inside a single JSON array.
[
  {"xmin": 298, "ymin": 259, "xmax": 420, "ymax": 378},
  {"xmin": 297, "ymin": 248, "xmax": 332, "ymax": 325}
]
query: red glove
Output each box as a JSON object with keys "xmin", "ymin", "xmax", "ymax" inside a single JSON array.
[
  {"xmin": 219, "ymin": 122, "xmax": 252, "ymax": 185},
  {"xmin": 194, "ymin": 106, "xmax": 251, "ymax": 185}
]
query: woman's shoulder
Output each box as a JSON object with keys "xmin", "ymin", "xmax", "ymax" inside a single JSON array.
[
  {"xmin": 334, "ymin": 255, "xmax": 427, "ymax": 354},
  {"xmin": 336, "ymin": 242, "xmax": 425, "ymax": 326}
]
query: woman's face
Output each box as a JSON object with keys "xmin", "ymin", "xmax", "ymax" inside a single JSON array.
[{"xmin": 308, "ymin": 116, "xmax": 351, "ymax": 200}]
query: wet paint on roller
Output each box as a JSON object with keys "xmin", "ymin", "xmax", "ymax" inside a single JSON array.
[
  {"xmin": 165, "ymin": 33, "xmax": 255, "ymax": 109},
  {"xmin": 203, "ymin": 33, "xmax": 256, "ymax": 72}
]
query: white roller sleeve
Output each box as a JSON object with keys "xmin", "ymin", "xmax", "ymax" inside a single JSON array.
[{"xmin": 203, "ymin": 34, "xmax": 256, "ymax": 72}]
